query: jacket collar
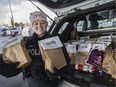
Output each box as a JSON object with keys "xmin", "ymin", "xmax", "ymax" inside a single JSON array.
[{"xmin": 32, "ymin": 32, "xmax": 50, "ymax": 41}]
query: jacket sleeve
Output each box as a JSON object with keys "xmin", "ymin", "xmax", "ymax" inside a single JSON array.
[{"xmin": 0, "ymin": 54, "xmax": 22, "ymax": 77}]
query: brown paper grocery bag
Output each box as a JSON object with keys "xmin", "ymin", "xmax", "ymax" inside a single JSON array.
[
  {"xmin": 76, "ymin": 52, "xmax": 90, "ymax": 65},
  {"xmin": 102, "ymin": 44, "xmax": 116, "ymax": 79},
  {"xmin": 75, "ymin": 43, "xmax": 91, "ymax": 65},
  {"xmin": 2, "ymin": 39, "xmax": 32, "ymax": 69},
  {"xmin": 109, "ymin": 50, "xmax": 116, "ymax": 79},
  {"xmin": 39, "ymin": 46, "xmax": 67, "ymax": 73},
  {"xmin": 68, "ymin": 53, "xmax": 77, "ymax": 64}
]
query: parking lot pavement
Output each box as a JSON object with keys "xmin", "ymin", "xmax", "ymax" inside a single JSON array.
[
  {"xmin": 0, "ymin": 73, "xmax": 28, "ymax": 87},
  {"xmin": 0, "ymin": 35, "xmax": 12, "ymax": 42}
]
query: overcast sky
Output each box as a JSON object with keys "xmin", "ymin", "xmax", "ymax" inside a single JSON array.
[{"xmin": 0, "ymin": 0, "xmax": 56, "ymax": 26}]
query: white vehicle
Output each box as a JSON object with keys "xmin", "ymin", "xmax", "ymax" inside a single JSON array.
[
  {"xmin": 16, "ymin": 27, "xmax": 23, "ymax": 34},
  {"xmin": 30, "ymin": 0, "xmax": 115, "ymax": 87},
  {"xmin": 4, "ymin": 28, "xmax": 22, "ymax": 37},
  {"xmin": 5, "ymin": 30, "xmax": 16, "ymax": 36},
  {"xmin": 22, "ymin": 27, "xmax": 34, "ymax": 37}
]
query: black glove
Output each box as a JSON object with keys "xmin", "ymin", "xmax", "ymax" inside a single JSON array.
[
  {"xmin": 46, "ymin": 67, "xmax": 65, "ymax": 81},
  {"xmin": 45, "ymin": 65, "xmax": 70, "ymax": 81},
  {"xmin": 45, "ymin": 67, "xmax": 62, "ymax": 81},
  {"xmin": 0, "ymin": 54, "xmax": 22, "ymax": 77}
]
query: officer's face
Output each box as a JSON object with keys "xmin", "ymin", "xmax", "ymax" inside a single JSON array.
[{"xmin": 32, "ymin": 20, "xmax": 47, "ymax": 37}]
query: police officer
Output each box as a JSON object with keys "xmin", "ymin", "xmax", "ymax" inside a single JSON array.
[{"xmin": 0, "ymin": 11, "xmax": 70, "ymax": 87}]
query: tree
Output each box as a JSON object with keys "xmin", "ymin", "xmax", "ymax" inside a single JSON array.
[
  {"xmin": 20, "ymin": 22, "xmax": 24, "ymax": 26},
  {"xmin": 14, "ymin": 22, "xmax": 19, "ymax": 27}
]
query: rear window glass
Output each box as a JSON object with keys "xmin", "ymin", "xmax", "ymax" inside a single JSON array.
[
  {"xmin": 74, "ymin": 9, "xmax": 116, "ymax": 31},
  {"xmin": 58, "ymin": 22, "xmax": 69, "ymax": 34},
  {"xmin": 55, "ymin": 8, "xmax": 115, "ymax": 43}
]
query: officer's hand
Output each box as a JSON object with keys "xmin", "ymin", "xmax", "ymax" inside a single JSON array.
[{"xmin": 45, "ymin": 68, "xmax": 59, "ymax": 81}]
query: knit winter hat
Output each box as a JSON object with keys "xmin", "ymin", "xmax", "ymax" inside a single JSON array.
[{"xmin": 29, "ymin": 11, "xmax": 48, "ymax": 25}]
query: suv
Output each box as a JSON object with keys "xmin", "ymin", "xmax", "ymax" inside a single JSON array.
[
  {"xmin": 0, "ymin": 28, "xmax": 8, "ymax": 36},
  {"xmin": 22, "ymin": 26, "xmax": 34, "ymax": 37},
  {"xmin": 30, "ymin": 0, "xmax": 116, "ymax": 87},
  {"xmin": 3, "ymin": 28, "xmax": 22, "ymax": 37}
]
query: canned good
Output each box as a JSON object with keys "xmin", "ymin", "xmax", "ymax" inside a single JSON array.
[{"xmin": 75, "ymin": 64, "xmax": 96, "ymax": 73}]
